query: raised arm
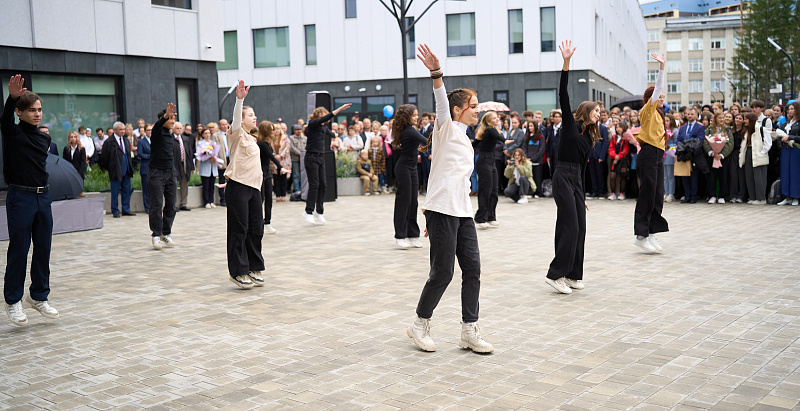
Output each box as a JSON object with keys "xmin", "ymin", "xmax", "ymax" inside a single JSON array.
[
  {"xmin": 417, "ymin": 44, "xmax": 450, "ymax": 124},
  {"xmin": 558, "ymin": 40, "xmax": 576, "ymax": 121},
  {"xmin": 650, "ymin": 53, "xmax": 666, "ymax": 106},
  {"xmin": 2, "ymin": 75, "xmax": 26, "ymax": 138},
  {"xmin": 230, "ymin": 80, "xmax": 249, "ymax": 132}
]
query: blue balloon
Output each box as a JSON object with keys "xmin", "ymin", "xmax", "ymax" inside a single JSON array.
[
  {"xmin": 383, "ymin": 105, "xmax": 394, "ymax": 118},
  {"xmin": 62, "ymin": 121, "xmax": 71, "ymax": 130}
]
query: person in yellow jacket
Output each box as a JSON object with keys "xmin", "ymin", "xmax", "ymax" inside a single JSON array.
[{"xmin": 503, "ymin": 148, "xmax": 536, "ymax": 204}]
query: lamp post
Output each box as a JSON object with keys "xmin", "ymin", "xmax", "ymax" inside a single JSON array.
[
  {"xmin": 767, "ymin": 37, "xmax": 795, "ymax": 101},
  {"xmin": 740, "ymin": 61, "xmax": 757, "ymax": 101},
  {"xmin": 713, "ymin": 85, "xmax": 724, "ymax": 106},
  {"xmin": 218, "ymin": 83, "xmax": 237, "ymax": 121},
  {"xmin": 722, "ymin": 74, "xmax": 738, "ymax": 103}
]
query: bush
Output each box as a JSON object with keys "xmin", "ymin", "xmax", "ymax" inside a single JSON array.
[
  {"xmin": 83, "ymin": 163, "xmax": 202, "ymax": 192},
  {"xmin": 336, "ymin": 153, "xmax": 357, "ymax": 178}
]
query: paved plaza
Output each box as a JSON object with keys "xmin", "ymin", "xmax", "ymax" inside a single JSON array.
[{"xmin": 1, "ymin": 194, "xmax": 799, "ymax": 410}]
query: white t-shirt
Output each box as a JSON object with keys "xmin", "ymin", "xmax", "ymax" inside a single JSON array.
[{"xmin": 79, "ymin": 134, "xmax": 95, "ymax": 157}]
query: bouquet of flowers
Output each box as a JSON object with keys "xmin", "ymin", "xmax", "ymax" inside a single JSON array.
[
  {"xmin": 202, "ymin": 144, "xmax": 215, "ymax": 156},
  {"xmin": 706, "ymin": 132, "xmax": 728, "ymax": 168}
]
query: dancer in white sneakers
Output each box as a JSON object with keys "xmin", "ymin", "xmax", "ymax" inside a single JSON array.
[{"xmin": 406, "ymin": 44, "xmax": 493, "ymax": 354}]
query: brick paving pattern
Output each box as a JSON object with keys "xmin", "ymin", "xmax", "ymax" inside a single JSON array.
[{"xmin": 1, "ymin": 195, "xmax": 799, "ymax": 410}]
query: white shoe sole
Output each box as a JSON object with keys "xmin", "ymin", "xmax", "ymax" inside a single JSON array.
[
  {"xmin": 229, "ymin": 276, "xmax": 254, "ymax": 289},
  {"xmin": 634, "ymin": 240, "xmax": 657, "ymax": 253},
  {"xmin": 544, "ymin": 278, "xmax": 572, "ymax": 294},
  {"xmin": 4, "ymin": 304, "xmax": 28, "ymax": 326},
  {"xmin": 406, "ymin": 327, "xmax": 436, "ymax": 352},
  {"xmin": 24, "ymin": 296, "xmax": 59, "ymax": 319},
  {"xmin": 459, "ymin": 340, "xmax": 494, "ymax": 353}
]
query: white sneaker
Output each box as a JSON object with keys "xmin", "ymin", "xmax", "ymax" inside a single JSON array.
[
  {"xmin": 24, "ymin": 295, "xmax": 59, "ymax": 319},
  {"xmin": 364, "ymin": 192, "xmax": 371, "ymax": 196},
  {"xmin": 395, "ymin": 238, "xmax": 412, "ymax": 248},
  {"xmin": 406, "ymin": 317, "xmax": 436, "ymax": 352},
  {"xmin": 265, "ymin": 224, "xmax": 277, "ymax": 234},
  {"xmin": 152, "ymin": 236, "xmax": 164, "ymax": 250},
  {"xmin": 754, "ymin": 200, "xmax": 766, "ymax": 205},
  {"xmin": 545, "ymin": 277, "xmax": 572, "ymax": 294},
  {"xmin": 634, "ymin": 237, "xmax": 657, "ymax": 253},
  {"xmin": 648, "ymin": 235, "xmax": 663, "ymax": 253},
  {"xmin": 229, "ymin": 275, "xmax": 254, "ymax": 289},
  {"xmin": 665, "ymin": 194, "xmax": 674, "ymax": 203},
  {"xmin": 303, "ymin": 212, "xmax": 316, "ymax": 224},
  {"xmin": 409, "ymin": 238, "xmax": 423, "ymax": 248},
  {"xmin": 777, "ymin": 198, "xmax": 791, "ymax": 205},
  {"xmin": 459, "ymin": 322, "xmax": 494, "ymax": 353},
  {"xmin": 717, "ymin": 198, "xmax": 726, "ymax": 204},
  {"xmin": 248, "ymin": 271, "xmax": 265, "ymax": 287},
  {"xmin": 747, "ymin": 200, "xmax": 756, "ymax": 205},
  {"xmin": 477, "ymin": 222, "xmax": 490, "ymax": 229},
  {"xmin": 618, "ymin": 194, "xmax": 626, "ymax": 200},
  {"xmin": 205, "ymin": 203, "xmax": 212, "ymax": 209},
  {"xmin": 608, "ymin": 194, "xmax": 617, "ymax": 200},
  {"xmin": 5, "ymin": 301, "xmax": 28, "ymax": 326},
  {"xmin": 793, "ymin": 199, "xmax": 799, "ymax": 206},
  {"xmin": 313, "ymin": 211, "xmax": 326, "ymax": 224},
  {"xmin": 488, "ymin": 221, "xmax": 499, "ymax": 227},
  {"xmin": 708, "ymin": 197, "xmax": 717, "ymax": 204},
  {"xmin": 161, "ymin": 235, "xmax": 176, "ymax": 247},
  {"xmin": 564, "ymin": 279, "xmax": 584, "ymax": 290},
  {"xmin": 210, "ymin": 203, "xmax": 216, "ymax": 208},
  {"xmin": 517, "ymin": 197, "xmax": 528, "ymax": 204}
]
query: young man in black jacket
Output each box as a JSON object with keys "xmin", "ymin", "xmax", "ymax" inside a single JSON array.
[
  {"xmin": 2, "ymin": 75, "xmax": 60, "ymax": 326},
  {"xmin": 147, "ymin": 104, "xmax": 178, "ymax": 250}
]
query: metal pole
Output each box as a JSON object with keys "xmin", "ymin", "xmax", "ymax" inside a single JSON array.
[
  {"xmin": 218, "ymin": 83, "xmax": 237, "ymax": 121},
  {"xmin": 401, "ymin": 0, "xmax": 409, "ymax": 104},
  {"xmin": 768, "ymin": 37, "xmax": 795, "ymax": 100}
]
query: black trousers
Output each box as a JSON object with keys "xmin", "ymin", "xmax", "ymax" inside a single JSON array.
[
  {"xmin": 304, "ymin": 152, "xmax": 326, "ymax": 214},
  {"xmin": 495, "ymin": 158, "xmax": 508, "ymax": 192},
  {"xmin": 588, "ymin": 160, "xmax": 606, "ymax": 195},
  {"xmin": 261, "ymin": 175, "xmax": 273, "ymax": 225},
  {"xmin": 531, "ymin": 164, "xmax": 544, "ymax": 196},
  {"xmin": 218, "ymin": 167, "xmax": 227, "ymax": 205},
  {"xmin": 416, "ymin": 211, "xmax": 481, "ymax": 323},
  {"xmin": 201, "ymin": 175, "xmax": 215, "ymax": 205},
  {"xmin": 273, "ymin": 173, "xmax": 288, "ymax": 197},
  {"xmin": 475, "ymin": 153, "xmax": 498, "ymax": 223},
  {"xmin": 147, "ymin": 167, "xmax": 177, "ymax": 237},
  {"xmin": 547, "ymin": 163, "xmax": 586, "ymax": 281},
  {"xmin": 634, "ymin": 144, "xmax": 669, "ymax": 237},
  {"xmin": 503, "ymin": 176, "xmax": 531, "ymax": 202},
  {"xmin": 4, "ymin": 188, "xmax": 52, "ymax": 305},
  {"xmin": 226, "ymin": 179, "xmax": 264, "ymax": 278},
  {"xmin": 681, "ymin": 172, "xmax": 699, "ymax": 201},
  {"xmin": 394, "ymin": 158, "xmax": 420, "ymax": 239},
  {"xmin": 707, "ymin": 157, "xmax": 729, "ymax": 199},
  {"xmin": 727, "ymin": 149, "xmax": 741, "ymax": 200}
]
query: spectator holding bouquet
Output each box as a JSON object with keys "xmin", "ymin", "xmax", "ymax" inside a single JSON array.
[
  {"xmin": 195, "ymin": 128, "xmax": 220, "ymax": 209},
  {"xmin": 703, "ymin": 112, "xmax": 733, "ymax": 204}
]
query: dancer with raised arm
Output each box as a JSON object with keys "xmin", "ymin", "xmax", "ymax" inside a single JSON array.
[
  {"xmin": 391, "ymin": 104, "xmax": 427, "ymax": 248},
  {"xmin": 544, "ymin": 41, "xmax": 601, "ymax": 295},
  {"xmin": 633, "ymin": 53, "xmax": 669, "ymax": 253},
  {"xmin": 406, "ymin": 44, "xmax": 493, "ymax": 354}
]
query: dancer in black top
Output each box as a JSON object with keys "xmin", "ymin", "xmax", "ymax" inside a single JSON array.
[
  {"xmin": 257, "ymin": 121, "xmax": 290, "ymax": 235},
  {"xmin": 472, "ymin": 111, "xmax": 505, "ymax": 228},
  {"xmin": 545, "ymin": 40, "xmax": 601, "ymax": 295},
  {"xmin": 392, "ymin": 104, "xmax": 427, "ymax": 248},
  {"xmin": 303, "ymin": 103, "xmax": 351, "ymax": 225}
]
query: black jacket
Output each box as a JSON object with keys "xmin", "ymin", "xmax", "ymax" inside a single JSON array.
[
  {"xmin": 62, "ymin": 145, "xmax": 86, "ymax": 179},
  {"xmin": 100, "ymin": 135, "xmax": 133, "ymax": 180},
  {"xmin": 1, "ymin": 96, "xmax": 50, "ymax": 187},
  {"xmin": 172, "ymin": 134, "xmax": 195, "ymax": 176}
]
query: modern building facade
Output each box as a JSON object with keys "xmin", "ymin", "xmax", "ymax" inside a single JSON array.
[
  {"xmin": 0, "ymin": 0, "xmax": 224, "ymax": 172},
  {"xmin": 640, "ymin": 0, "xmax": 746, "ymax": 19},
  {"xmin": 217, "ymin": 0, "xmax": 648, "ymax": 124}
]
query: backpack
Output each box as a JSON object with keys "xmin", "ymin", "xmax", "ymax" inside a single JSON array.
[
  {"xmin": 542, "ymin": 179, "xmax": 553, "ymax": 198},
  {"xmin": 768, "ymin": 179, "xmax": 785, "ymax": 204}
]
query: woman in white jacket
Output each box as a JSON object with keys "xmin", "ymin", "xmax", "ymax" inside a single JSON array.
[{"xmin": 739, "ymin": 112, "xmax": 771, "ymax": 204}]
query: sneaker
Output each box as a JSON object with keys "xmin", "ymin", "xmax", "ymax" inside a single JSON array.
[
  {"xmin": 24, "ymin": 295, "xmax": 59, "ymax": 319},
  {"xmin": 634, "ymin": 237, "xmax": 657, "ymax": 253},
  {"xmin": 313, "ymin": 211, "xmax": 326, "ymax": 225},
  {"xmin": 747, "ymin": 200, "xmax": 756, "ymax": 205},
  {"xmin": 409, "ymin": 237, "xmax": 423, "ymax": 248},
  {"xmin": 303, "ymin": 212, "xmax": 316, "ymax": 224},
  {"xmin": 265, "ymin": 224, "xmax": 277, "ymax": 234},
  {"xmin": 4, "ymin": 301, "xmax": 28, "ymax": 326},
  {"xmin": 476, "ymin": 222, "xmax": 490, "ymax": 229},
  {"xmin": 564, "ymin": 279, "xmax": 584, "ymax": 290},
  {"xmin": 152, "ymin": 236, "xmax": 164, "ymax": 250},
  {"xmin": 517, "ymin": 197, "xmax": 528, "ymax": 204},
  {"xmin": 777, "ymin": 198, "xmax": 791, "ymax": 206},
  {"xmin": 793, "ymin": 199, "xmax": 799, "ymax": 206},
  {"xmin": 617, "ymin": 194, "xmax": 626, "ymax": 200},
  {"xmin": 374, "ymin": 191, "xmax": 381, "ymax": 195},
  {"xmin": 648, "ymin": 235, "xmax": 663, "ymax": 253},
  {"xmin": 708, "ymin": 197, "xmax": 717, "ymax": 204},
  {"xmin": 717, "ymin": 198, "xmax": 725, "ymax": 204},
  {"xmin": 488, "ymin": 221, "xmax": 499, "ymax": 227},
  {"xmin": 229, "ymin": 275, "xmax": 254, "ymax": 289},
  {"xmin": 364, "ymin": 192, "xmax": 371, "ymax": 196},
  {"xmin": 608, "ymin": 193, "xmax": 617, "ymax": 200},
  {"xmin": 545, "ymin": 277, "xmax": 572, "ymax": 294},
  {"xmin": 754, "ymin": 200, "xmax": 766, "ymax": 205},
  {"xmin": 210, "ymin": 203, "xmax": 216, "ymax": 208},
  {"xmin": 395, "ymin": 238, "xmax": 412, "ymax": 248},
  {"xmin": 161, "ymin": 235, "xmax": 176, "ymax": 247},
  {"xmin": 406, "ymin": 317, "xmax": 436, "ymax": 352},
  {"xmin": 665, "ymin": 194, "xmax": 674, "ymax": 203},
  {"xmin": 205, "ymin": 203, "xmax": 212, "ymax": 208},
  {"xmin": 248, "ymin": 271, "xmax": 265, "ymax": 287},
  {"xmin": 459, "ymin": 322, "xmax": 494, "ymax": 353}
]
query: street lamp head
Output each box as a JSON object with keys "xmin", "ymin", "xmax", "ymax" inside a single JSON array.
[
  {"xmin": 739, "ymin": 61, "xmax": 750, "ymax": 71},
  {"xmin": 767, "ymin": 37, "xmax": 783, "ymax": 52}
]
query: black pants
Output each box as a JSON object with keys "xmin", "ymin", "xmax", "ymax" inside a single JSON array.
[
  {"xmin": 394, "ymin": 158, "xmax": 420, "ymax": 239},
  {"xmin": 727, "ymin": 149, "xmax": 741, "ymax": 200},
  {"xmin": 273, "ymin": 173, "xmax": 288, "ymax": 197},
  {"xmin": 416, "ymin": 211, "xmax": 481, "ymax": 323},
  {"xmin": 495, "ymin": 158, "xmax": 508, "ymax": 192},
  {"xmin": 588, "ymin": 159, "xmax": 606, "ymax": 195},
  {"xmin": 261, "ymin": 175, "xmax": 273, "ymax": 225},
  {"xmin": 531, "ymin": 164, "xmax": 544, "ymax": 196},
  {"xmin": 547, "ymin": 163, "xmax": 586, "ymax": 281},
  {"xmin": 304, "ymin": 152, "xmax": 326, "ymax": 214},
  {"xmin": 4, "ymin": 188, "xmax": 52, "ymax": 305},
  {"xmin": 475, "ymin": 153, "xmax": 498, "ymax": 223},
  {"xmin": 226, "ymin": 179, "xmax": 264, "ymax": 278},
  {"xmin": 504, "ymin": 176, "xmax": 531, "ymax": 202},
  {"xmin": 218, "ymin": 168, "xmax": 227, "ymax": 205},
  {"xmin": 681, "ymin": 172, "xmax": 699, "ymax": 201},
  {"xmin": 384, "ymin": 153, "xmax": 395, "ymax": 188},
  {"xmin": 201, "ymin": 175, "xmax": 215, "ymax": 205},
  {"xmin": 634, "ymin": 144, "xmax": 669, "ymax": 237},
  {"xmin": 707, "ymin": 157, "xmax": 728, "ymax": 199},
  {"xmin": 147, "ymin": 167, "xmax": 177, "ymax": 237}
]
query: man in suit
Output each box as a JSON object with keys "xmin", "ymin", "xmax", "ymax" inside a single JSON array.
[
  {"xmin": 587, "ymin": 123, "xmax": 610, "ymax": 198},
  {"xmin": 37, "ymin": 125, "xmax": 58, "ymax": 154},
  {"xmin": 675, "ymin": 107, "xmax": 705, "ymax": 203},
  {"xmin": 100, "ymin": 121, "xmax": 135, "ymax": 217},
  {"xmin": 138, "ymin": 124, "xmax": 152, "ymax": 213},
  {"xmin": 172, "ymin": 122, "xmax": 195, "ymax": 211},
  {"xmin": 546, "ymin": 109, "xmax": 563, "ymax": 178},
  {"xmin": 215, "ymin": 119, "xmax": 230, "ymax": 206}
]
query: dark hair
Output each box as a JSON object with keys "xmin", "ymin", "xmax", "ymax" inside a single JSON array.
[
  {"xmin": 15, "ymin": 91, "xmax": 41, "ymax": 111},
  {"xmin": 391, "ymin": 104, "xmax": 418, "ymax": 150},
  {"xmin": 78, "ymin": 126, "xmax": 86, "ymax": 133},
  {"xmin": 615, "ymin": 121, "xmax": 629, "ymax": 134},
  {"xmin": 744, "ymin": 112, "xmax": 758, "ymax": 137},
  {"xmin": 574, "ymin": 101, "xmax": 601, "ymax": 144},
  {"xmin": 257, "ymin": 120, "xmax": 274, "ymax": 145},
  {"xmin": 790, "ymin": 102, "xmax": 800, "ymax": 122},
  {"xmin": 418, "ymin": 89, "xmax": 477, "ymax": 153},
  {"xmin": 157, "ymin": 109, "xmax": 167, "ymax": 119},
  {"xmin": 524, "ymin": 120, "xmax": 541, "ymax": 143},
  {"xmin": 750, "ymin": 100, "xmax": 765, "ymax": 109},
  {"xmin": 96, "ymin": 127, "xmax": 104, "ymax": 134}
]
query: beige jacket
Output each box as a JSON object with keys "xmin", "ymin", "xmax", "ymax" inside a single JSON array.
[{"xmin": 224, "ymin": 98, "xmax": 263, "ymax": 189}]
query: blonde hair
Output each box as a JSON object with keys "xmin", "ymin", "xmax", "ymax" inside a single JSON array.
[
  {"xmin": 310, "ymin": 107, "xmax": 329, "ymax": 120},
  {"xmin": 475, "ymin": 111, "xmax": 497, "ymax": 141},
  {"xmin": 67, "ymin": 130, "xmax": 83, "ymax": 149}
]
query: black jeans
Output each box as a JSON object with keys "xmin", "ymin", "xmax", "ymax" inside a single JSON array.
[
  {"xmin": 547, "ymin": 163, "xmax": 586, "ymax": 281},
  {"xmin": 416, "ymin": 211, "xmax": 481, "ymax": 323},
  {"xmin": 226, "ymin": 179, "xmax": 264, "ymax": 278},
  {"xmin": 394, "ymin": 158, "xmax": 420, "ymax": 239},
  {"xmin": 261, "ymin": 175, "xmax": 273, "ymax": 225},
  {"xmin": 634, "ymin": 144, "xmax": 669, "ymax": 237},
  {"xmin": 273, "ymin": 173, "xmax": 288, "ymax": 197},
  {"xmin": 4, "ymin": 188, "xmax": 52, "ymax": 305},
  {"xmin": 218, "ymin": 168, "xmax": 227, "ymax": 204},
  {"xmin": 727, "ymin": 149, "xmax": 741, "ymax": 200},
  {"xmin": 475, "ymin": 153, "xmax": 498, "ymax": 223},
  {"xmin": 304, "ymin": 152, "xmax": 326, "ymax": 214},
  {"xmin": 503, "ymin": 176, "xmax": 531, "ymax": 202},
  {"xmin": 531, "ymin": 164, "xmax": 544, "ymax": 196},
  {"xmin": 147, "ymin": 167, "xmax": 177, "ymax": 237},
  {"xmin": 707, "ymin": 156, "xmax": 729, "ymax": 199},
  {"xmin": 201, "ymin": 175, "xmax": 215, "ymax": 205},
  {"xmin": 681, "ymin": 172, "xmax": 699, "ymax": 201}
]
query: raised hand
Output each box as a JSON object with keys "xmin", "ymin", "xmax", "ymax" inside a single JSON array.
[
  {"xmin": 651, "ymin": 53, "xmax": 666, "ymax": 69},
  {"xmin": 559, "ymin": 40, "xmax": 576, "ymax": 60},
  {"xmin": 235, "ymin": 79, "xmax": 249, "ymax": 100},
  {"xmin": 164, "ymin": 103, "xmax": 176, "ymax": 119},
  {"xmin": 417, "ymin": 44, "xmax": 440, "ymax": 71},
  {"xmin": 333, "ymin": 103, "xmax": 352, "ymax": 115},
  {"xmin": 8, "ymin": 75, "xmax": 27, "ymax": 99}
]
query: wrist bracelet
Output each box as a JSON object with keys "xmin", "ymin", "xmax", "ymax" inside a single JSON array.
[
  {"xmin": 430, "ymin": 68, "xmax": 442, "ymax": 76},
  {"xmin": 431, "ymin": 73, "xmax": 443, "ymax": 80}
]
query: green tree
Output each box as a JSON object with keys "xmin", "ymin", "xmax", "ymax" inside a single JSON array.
[{"xmin": 732, "ymin": 0, "xmax": 799, "ymax": 104}]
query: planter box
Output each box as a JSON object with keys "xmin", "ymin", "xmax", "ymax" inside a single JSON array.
[{"xmin": 336, "ymin": 177, "xmax": 363, "ymax": 196}]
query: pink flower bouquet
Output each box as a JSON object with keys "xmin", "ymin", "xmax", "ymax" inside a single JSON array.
[{"xmin": 706, "ymin": 133, "xmax": 728, "ymax": 168}]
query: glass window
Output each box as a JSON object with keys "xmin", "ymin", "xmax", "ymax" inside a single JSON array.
[
  {"xmin": 689, "ymin": 59, "xmax": 703, "ymax": 72},
  {"xmin": 647, "ymin": 29, "xmax": 660, "ymax": 42},
  {"xmin": 525, "ymin": 89, "xmax": 556, "ymax": 114},
  {"xmin": 494, "ymin": 90, "xmax": 509, "ymax": 106},
  {"xmin": 31, "ymin": 74, "xmax": 119, "ymax": 152},
  {"xmin": 217, "ymin": 31, "xmax": 238, "ymax": 70},
  {"xmin": 734, "ymin": 35, "xmax": 740, "ymax": 47},
  {"xmin": 710, "ymin": 36, "xmax": 725, "ymax": 49},
  {"xmin": 688, "ymin": 37, "xmax": 703, "ymax": 50},
  {"xmin": 508, "ymin": 10, "xmax": 523, "ymax": 54},
  {"xmin": 667, "ymin": 38, "xmax": 681, "ymax": 52},
  {"xmin": 446, "ymin": 13, "xmax": 476, "ymax": 57},
  {"xmin": 176, "ymin": 83, "xmax": 193, "ymax": 126},
  {"xmin": 151, "ymin": 0, "xmax": 191, "ymax": 9},
  {"xmin": 254, "ymin": 27, "xmax": 290, "ymax": 68},
  {"xmin": 345, "ymin": 0, "xmax": 357, "ymax": 18},
  {"xmin": 688, "ymin": 80, "xmax": 703, "ymax": 93},
  {"xmin": 366, "ymin": 96, "xmax": 396, "ymax": 113},
  {"xmin": 408, "ymin": 94, "xmax": 417, "ymax": 105},
  {"xmin": 305, "ymin": 25, "xmax": 317, "ymax": 65},
  {"xmin": 405, "ymin": 17, "xmax": 415, "ymax": 60},
  {"xmin": 689, "ymin": 100, "xmax": 703, "ymax": 106},
  {"xmin": 333, "ymin": 97, "xmax": 361, "ymax": 123},
  {"xmin": 541, "ymin": 7, "xmax": 555, "ymax": 52},
  {"xmin": 711, "ymin": 57, "xmax": 725, "ymax": 71},
  {"xmin": 647, "ymin": 70, "xmax": 658, "ymax": 83},
  {"xmin": 667, "ymin": 60, "xmax": 681, "ymax": 72},
  {"xmin": 667, "ymin": 81, "xmax": 680, "ymax": 94},
  {"xmin": 710, "ymin": 79, "xmax": 725, "ymax": 92},
  {"xmin": 668, "ymin": 101, "xmax": 681, "ymax": 108}
]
